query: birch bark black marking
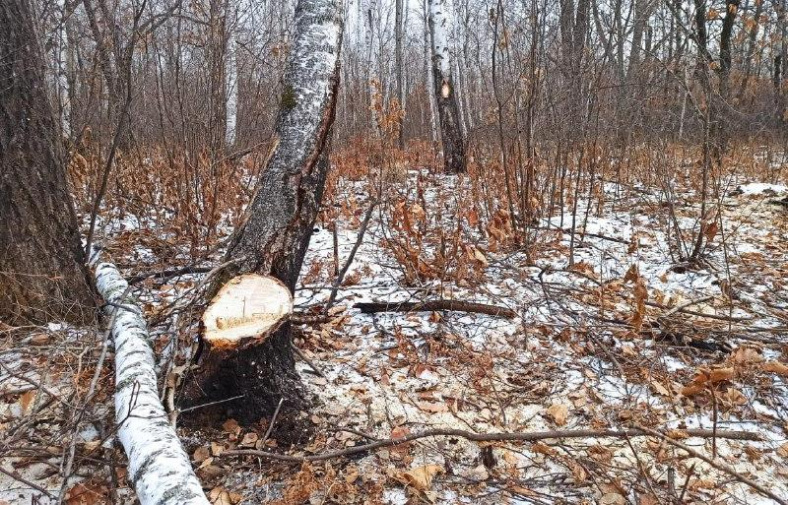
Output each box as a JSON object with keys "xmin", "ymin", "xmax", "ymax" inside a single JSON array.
[
  {"xmin": 180, "ymin": 0, "xmax": 344, "ymax": 427},
  {"xmin": 428, "ymin": 0, "xmax": 466, "ymax": 174},
  {"xmin": 95, "ymin": 263, "xmax": 209, "ymax": 505}
]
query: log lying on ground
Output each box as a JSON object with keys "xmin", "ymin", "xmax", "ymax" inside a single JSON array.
[
  {"xmin": 354, "ymin": 300, "xmax": 518, "ymax": 319},
  {"xmin": 95, "ymin": 263, "xmax": 209, "ymax": 505}
]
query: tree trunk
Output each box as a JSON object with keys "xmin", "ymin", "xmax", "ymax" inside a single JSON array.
[
  {"xmin": 95, "ymin": 264, "xmax": 209, "ymax": 505},
  {"xmin": 180, "ymin": 0, "xmax": 344, "ymax": 427},
  {"xmin": 225, "ymin": 7, "xmax": 238, "ymax": 148},
  {"xmin": 0, "ymin": 0, "xmax": 97, "ymax": 325},
  {"xmin": 395, "ymin": 0, "xmax": 405, "ymax": 148},
  {"xmin": 428, "ymin": 0, "xmax": 466, "ymax": 173}
]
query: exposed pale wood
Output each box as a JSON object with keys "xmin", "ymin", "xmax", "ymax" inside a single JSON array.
[{"xmin": 202, "ymin": 274, "xmax": 293, "ymax": 349}]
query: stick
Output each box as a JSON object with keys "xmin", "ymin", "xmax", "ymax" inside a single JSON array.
[
  {"xmin": 325, "ymin": 201, "xmax": 377, "ymax": 312},
  {"xmin": 354, "ymin": 300, "xmax": 518, "ymax": 319},
  {"xmin": 639, "ymin": 426, "xmax": 788, "ymax": 505},
  {"xmin": 221, "ymin": 427, "xmax": 761, "ymax": 463}
]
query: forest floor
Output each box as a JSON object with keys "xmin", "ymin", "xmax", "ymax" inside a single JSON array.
[{"xmin": 2, "ymin": 167, "xmax": 788, "ymax": 504}]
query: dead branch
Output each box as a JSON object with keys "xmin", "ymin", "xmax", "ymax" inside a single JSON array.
[
  {"xmin": 222, "ymin": 426, "xmax": 761, "ymax": 463},
  {"xmin": 639, "ymin": 426, "xmax": 788, "ymax": 505},
  {"xmin": 354, "ymin": 300, "xmax": 518, "ymax": 319}
]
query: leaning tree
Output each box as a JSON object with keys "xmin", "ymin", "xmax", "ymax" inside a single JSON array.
[
  {"xmin": 0, "ymin": 0, "xmax": 97, "ymax": 325},
  {"xmin": 179, "ymin": 0, "xmax": 345, "ymax": 426}
]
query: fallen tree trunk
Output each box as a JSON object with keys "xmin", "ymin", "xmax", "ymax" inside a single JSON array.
[
  {"xmin": 95, "ymin": 263, "xmax": 209, "ymax": 505},
  {"xmin": 354, "ymin": 300, "xmax": 518, "ymax": 319}
]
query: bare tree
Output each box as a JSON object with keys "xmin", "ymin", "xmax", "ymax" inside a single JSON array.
[{"xmin": 0, "ymin": 0, "xmax": 97, "ymax": 325}]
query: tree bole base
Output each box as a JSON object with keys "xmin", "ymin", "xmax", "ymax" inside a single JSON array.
[{"xmin": 179, "ymin": 324, "xmax": 313, "ymax": 442}]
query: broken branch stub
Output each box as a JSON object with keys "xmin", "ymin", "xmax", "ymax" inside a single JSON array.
[{"xmin": 202, "ymin": 274, "xmax": 293, "ymax": 349}]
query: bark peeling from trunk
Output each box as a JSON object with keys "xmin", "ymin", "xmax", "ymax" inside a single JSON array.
[
  {"xmin": 181, "ymin": 0, "xmax": 344, "ymax": 427},
  {"xmin": 95, "ymin": 263, "xmax": 209, "ymax": 505}
]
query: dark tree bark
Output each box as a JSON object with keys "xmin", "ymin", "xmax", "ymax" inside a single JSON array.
[
  {"xmin": 179, "ymin": 0, "xmax": 344, "ymax": 427},
  {"xmin": 428, "ymin": 0, "xmax": 466, "ymax": 174},
  {"xmin": 0, "ymin": 0, "xmax": 97, "ymax": 325}
]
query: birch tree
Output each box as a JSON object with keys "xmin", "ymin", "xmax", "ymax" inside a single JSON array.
[
  {"xmin": 181, "ymin": 0, "xmax": 344, "ymax": 424},
  {"xmin": 0, "ymin": 0, "xmax": 97, "ymax": 325},
  {"xmin": 428, "ymin": 0, "xmax": 466, "ymax": 173}
]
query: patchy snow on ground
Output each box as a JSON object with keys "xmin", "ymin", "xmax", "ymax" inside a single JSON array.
[{"xmin": 3, "ymin": 170, "xmax": 788, "ymax": 504}]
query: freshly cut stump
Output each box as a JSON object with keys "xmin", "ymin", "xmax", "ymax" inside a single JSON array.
[
  {"xmin": 202, "ymin": 274, "xmax": 293, "ymax": 349},
  {"xmin": 181, "ymin": 274, "xmax": 299, "ymax": 426}
]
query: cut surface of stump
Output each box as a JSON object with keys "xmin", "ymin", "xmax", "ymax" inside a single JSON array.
[
  {"xmin": 180, "ymin": 274, "xmax": 303, "ymax": 427},
  {"xmin": 202, "ymin": 274, "xmax": 293, "ymax": 349}
]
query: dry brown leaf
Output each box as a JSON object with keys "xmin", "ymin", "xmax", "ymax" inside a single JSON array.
[
  {"xmin": 402, "ymin": 464, "xmax": 443, "ymax": 491},
  {"xmin": 222, "ymin": 418, "xmax": 241, "ymax": 435},
  {"xmin": 193, "ymin": 446, "xmax": 211, "ymax": 462},
  {"xmin": 18, "ymin": 390, "xmax": 36, "ymax": 414},
  {"xmin": 209, "ymin": 488, "xmax": 233, "ymax": 505},
  {"xmin": 211, "ymin": 442, "xmax": 225, "ymax": 457},
  {"xmin": 240, "ymin": 432, "xmax": 259, "ymax": 447},
  {"xmin": 532, "ymin": 442, "xmax": 558, "ymax": 457},
  {"xmin": 732, "ymin": 347, "xmax": 763, "ymax": 366},
  {"xmin": 708, "ymin": 367, "xmax": 735, "ymax": 383},
  {"xmin": 600, "ymin": 492, "xmax": 627, "ymax": 505},
  {"xmin": 650, "ymin": 380, "xmax": 670, "ymax": 397},
  {"xmin": 546, "ymin": 403, "xmax": 569, "ymax": 426},
  {"xmin": 763, "ymin": 361, "xmax": 788, "ymax": 376},
  {"xmin": 638, "ymin": 493, "xmax": 659, "ymax": 505}
]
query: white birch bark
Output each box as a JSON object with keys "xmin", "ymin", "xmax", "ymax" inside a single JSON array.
[
  {"xmin": 53, "ymin": 0, "xmax": 71, "ymax": 138},
  {"xmin": 95, "ymin": 263, "xmax": 209, "ymax": 505},
  {"xmin": 423, "ymin": 0, "xmax": 438, "ymax": 142},
  {"xmin": 225, "ymin": 7, "xmax": 238, "ymax": 146}
]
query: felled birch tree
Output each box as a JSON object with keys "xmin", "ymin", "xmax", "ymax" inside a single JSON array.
[{"xmin": 180, "ymin": 0, "xmax": 344, "ymax": 424}]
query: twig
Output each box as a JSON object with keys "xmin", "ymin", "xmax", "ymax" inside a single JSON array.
[
  {"xmin": 222, "ymin": 427, "xmax": 761, "ymax": 463},
  {"xmin": 291, "ymin": 343, "xmax": 325, "ymax": 377},
  {"xmin": 354, "ymin": 300, "xmax": 518, "ymax": 319},
  {"xmin": 660, "ymin": 296, "xmax": 714, "ymax": 319},
  {"xmin": 325, "ymin": 201, "xmax": 377, "ymax": 312},
  {"xmin": 0, "ymin": 466, "xmax": 56, "ymax": 499},
  {"xmin": 638, "ymin": 426, "xmax": 788, "ymax": 505},
  {"xmin": 178, "ymin": 394, "xmax": 245, "ymax": 414},
  {"xmin": 261, "ymin": 398, "xmax": 284, "ymax": 445}
]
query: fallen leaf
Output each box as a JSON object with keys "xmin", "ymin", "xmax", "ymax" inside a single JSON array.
[
  {"xmin": 546, "ymin": 403, "xmax": 569, "ymax": 426},
  {"xmin": 416, "ymin": 401, "xmax": 448, "ymax": 413},
  {"xmin": 19, "ymin": 390, "xmax": 36, "ymax": 414},
  {"xmin": 240, "ymin": 432, "xmax": 259, "ymax": 447},
  {"xmin": 650, "ymin": 380, "xmax": 670, "ymax": 397},
  {"xmin": 222, "ymin": 418, "xmax": 241, "ymax": 436},
  {"xmin": 193, "ymin": 446, "xmax": 211, "ymax": 462},
  {"xmin": 402, "ymin": 464, "xmax": 443, "ymax": 491},
  {"xmin": 763, "ymin": 361, "xmax": 788, "ymax": 376},
  {"xmin": 600, "ymin": 492, "xmax": 626, "ymax": 505}
]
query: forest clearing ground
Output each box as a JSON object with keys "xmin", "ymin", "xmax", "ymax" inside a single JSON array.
[{"xmin": 2, "ymin": 170, "xmax": 788, "ymax": 504}]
